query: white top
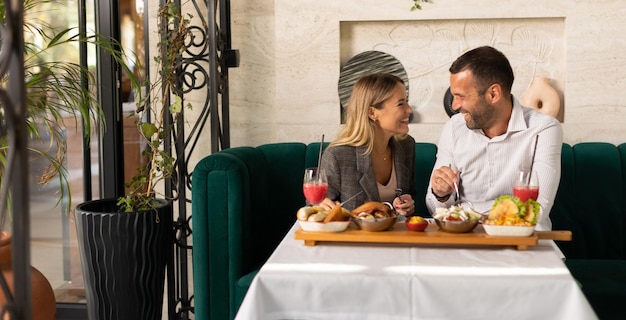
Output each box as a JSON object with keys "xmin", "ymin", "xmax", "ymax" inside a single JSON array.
[
  {"xmin": 425, "ymin": 98, "xmax": 563, "ymax": 231},
  {"xmin": 235, "ymin": 222, "xmax": 596, "ymax": 320},
  {"xmin": 377, "ymin": 162, "xmax": 397, "ymax": 202}
]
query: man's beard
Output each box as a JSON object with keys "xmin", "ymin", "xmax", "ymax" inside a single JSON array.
[{"xmin": 465, "ymin": 97, "xmax": 495, "ymax": 130}]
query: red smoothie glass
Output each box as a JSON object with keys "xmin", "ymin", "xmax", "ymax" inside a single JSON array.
[
  {"xmin": 303, "ymin": 167, "xmax": 328, "ymax": 205},
  {"xmin": 514, "ymin": 170, "xmax": 539, "ymax": 202}
]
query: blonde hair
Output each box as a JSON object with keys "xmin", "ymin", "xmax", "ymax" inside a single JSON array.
[{"xmin": 330, "ymin": 73, "xmax": 406, "ymax": 154}]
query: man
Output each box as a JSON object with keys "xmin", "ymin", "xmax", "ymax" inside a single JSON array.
[{"xmin": 426, "ymin": 46, "xmax": 563, "ymax": 231}]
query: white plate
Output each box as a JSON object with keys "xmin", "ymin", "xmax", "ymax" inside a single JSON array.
[
  {"xmin": 483, "ymin": 224, "xmax": 536, "ymax": 237},
  {"xmin": 298, "ymin": 220, "xmax": 351, "ymax": 233}
]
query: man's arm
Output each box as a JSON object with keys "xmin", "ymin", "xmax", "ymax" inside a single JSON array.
[{"xmin": 532, "ymin": 119, "xmax": 563, "ymax": 231}]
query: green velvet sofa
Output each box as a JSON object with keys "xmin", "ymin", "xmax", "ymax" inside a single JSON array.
[{"xmin": 192, "ymin": 142, "xmax": 626, "ymax": 320}]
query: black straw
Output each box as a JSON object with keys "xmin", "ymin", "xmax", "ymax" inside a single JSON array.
[
  {"xmin": 317, "ymin": 134, "xmax": 324, "ymax": 167},
  {"xmin": 527, "ymin": 135, "xmax": 539, "ymax": 185}
]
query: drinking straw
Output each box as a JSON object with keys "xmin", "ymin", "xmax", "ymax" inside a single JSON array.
[
  {"xmin": 317, "ymin": 134, "xmax": 325, "ymax": 167},
  {"xmin": 527, "ymin": 135, "xmax": 539, "ymax": 185}
]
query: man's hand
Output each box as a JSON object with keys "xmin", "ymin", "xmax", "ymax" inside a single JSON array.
[{"xmin": 430, "ymin": 165, "xmax": 459, "ymax": 201}]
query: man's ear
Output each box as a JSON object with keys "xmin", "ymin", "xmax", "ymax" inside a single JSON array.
[{"xmin": 486, "ymin": 83, "xmax": 502, "ymax": 103}]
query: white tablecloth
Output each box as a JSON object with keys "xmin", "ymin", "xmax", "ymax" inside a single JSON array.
[{"xmin": 235, "ymin": 222, "xmax": 597, "ymax": 320}]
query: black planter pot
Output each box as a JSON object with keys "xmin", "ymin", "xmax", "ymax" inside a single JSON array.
[{"xmin": 74, "ymin": 198, "xmax": 172, "ymax": 320}]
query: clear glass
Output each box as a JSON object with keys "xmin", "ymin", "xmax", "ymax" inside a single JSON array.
[
  {"xmin": 26, "ymin": 0, "xmax": 97, "ymax": 304},
  {"xmin": 514, "ymin": 170, "xmax": 539, "ymax": 202},
  {"xmin": 302, "ymin": 167, "xmax": 328, "ymax": 205}
]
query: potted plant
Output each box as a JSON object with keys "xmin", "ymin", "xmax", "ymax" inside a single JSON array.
[
  {"xmin": 0, "ymin": 0, "xmax": 135, "ymax": 318},
  {"xmin": 73, "ymin": 1, "xmax": 191, "ymax": 319}
]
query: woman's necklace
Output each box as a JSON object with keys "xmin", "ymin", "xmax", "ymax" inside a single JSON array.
[
  {"xmin": 376, "ymin": 146, "xmax": 391, "ymax": 161},
  {"xmin": 385, "ymin": 146, "xmax": 392, "ymax": 160}
]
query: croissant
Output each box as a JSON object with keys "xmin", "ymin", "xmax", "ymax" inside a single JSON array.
[{"xmin": 351, "ymin": 201, "xmax": 392, "ymax": 218}]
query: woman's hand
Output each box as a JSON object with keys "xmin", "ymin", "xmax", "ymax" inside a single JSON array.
[
  {"xmin": 393, "ymin": 194, "xmax": 415, "ymax": 216},
  {"xmin": 318, "ymin": 198, "xmax": 339, "ymax": 211}
]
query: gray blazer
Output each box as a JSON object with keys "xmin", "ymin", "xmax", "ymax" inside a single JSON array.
[{"xmin": 319, "ymin": 135, "xmax": 416, "ymax": 210}]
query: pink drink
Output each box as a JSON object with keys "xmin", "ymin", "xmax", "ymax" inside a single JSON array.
[
  {"xmin": 513, "ymin": 186, "xmax": 539, "ymax": 202},
  {"xmin": 303, "ymin": 183, "xmax": 328, "ymax": 204}
]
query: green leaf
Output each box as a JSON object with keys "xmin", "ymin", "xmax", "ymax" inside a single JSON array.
[
  {"xmin": 141, "ymin": 122, "xmax": 158, "ymax": 138},
  {"xmin": 170, "ymin": 95, "xmax": 182, "ymax": 114}
]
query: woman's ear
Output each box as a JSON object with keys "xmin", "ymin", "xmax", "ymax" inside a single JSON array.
[{"xmin": 368, "ymin": 107, "xmax": 377, "ymax": 121}]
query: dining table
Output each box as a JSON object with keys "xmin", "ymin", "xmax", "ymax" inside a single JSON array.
[{"xmin": 234, "ymin": 220, "xmax": 597, "ymax": 320}]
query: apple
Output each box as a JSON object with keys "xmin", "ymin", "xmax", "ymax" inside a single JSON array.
[{"xmin": 406, "ymin": 216, "xmax": 428, "ymax": 232}]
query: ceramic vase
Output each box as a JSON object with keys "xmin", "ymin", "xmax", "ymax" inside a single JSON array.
[{"xmin": 0, "ymin": 231, "xmax": 56, "ymax": 320}]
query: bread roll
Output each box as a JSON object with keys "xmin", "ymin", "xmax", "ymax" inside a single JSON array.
[
  {"xmin": 297, "ymin": 206, "xmax": 316, "ymax": 221},
  {"xmin": 307, "ymin": 211, "xmax": 328, "ymax": 222}
]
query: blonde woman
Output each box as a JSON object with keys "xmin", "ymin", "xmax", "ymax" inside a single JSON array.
[{"xmin": 319, "ymin": 73, "xmax": 416, "ymax": 216}]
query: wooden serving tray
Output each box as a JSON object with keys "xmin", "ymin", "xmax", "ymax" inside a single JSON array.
[{"xmin": 294, "ymin": 222, "xmax": 571, "ymax": 250}]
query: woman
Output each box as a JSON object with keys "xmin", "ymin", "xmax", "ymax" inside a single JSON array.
[{"xmin": 319, "ymin": 73, "xmax": 416, "ymax": 216}]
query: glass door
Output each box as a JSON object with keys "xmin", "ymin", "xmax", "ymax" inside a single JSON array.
[{"xmin": 26, "ymin": 0, "xmax": 144, "ymax": 307}]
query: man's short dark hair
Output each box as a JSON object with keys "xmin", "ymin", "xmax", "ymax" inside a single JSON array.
[{"xmin": 449, "ymin": 46, "xmax": 514, "ymax": 95}]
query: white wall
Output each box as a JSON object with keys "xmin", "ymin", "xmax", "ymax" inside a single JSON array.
[{"xmin": 221, "ymin": 0, "xmax": 626, "ymax": 150}]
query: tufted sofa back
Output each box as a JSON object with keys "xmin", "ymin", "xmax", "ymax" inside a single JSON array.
[{"xmin": 551, "ymin": 142, "xmax": 626, "ymax": 259}]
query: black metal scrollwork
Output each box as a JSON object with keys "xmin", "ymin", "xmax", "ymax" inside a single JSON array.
[
  {"xmin": 165, "ymin": 1, "xmax": 238, "ymax": 319},
  {"xmin": 0, "ymin": 0, "xmax": 31, "ymax": 319}
]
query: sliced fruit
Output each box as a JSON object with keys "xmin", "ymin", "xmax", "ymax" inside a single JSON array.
[{"xmin": 408, "ymin": 216, "xmax": 425, "ymax": 224}]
